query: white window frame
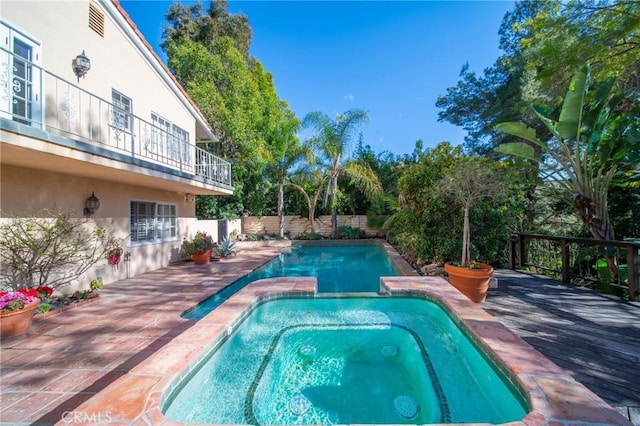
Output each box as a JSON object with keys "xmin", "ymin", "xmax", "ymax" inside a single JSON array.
[
  {"xmin": 130, "ymin": 200, "xmax": 178, "ymax": 245},
  {"xmin": 150, "ymin": 112, "xmax": 191, "ymax": 164},
  {"xmin": 111, "ymin": 89, "xmax": 133, "ymax": 133},
  {"xmin": 150, "ymin": 112, "xmax": 171, "ymax": 157},
  {"xmin": 0, "ymin": 20, "xmax": 43, "ymax": 126}
]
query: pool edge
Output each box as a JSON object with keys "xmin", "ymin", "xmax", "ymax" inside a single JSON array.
[{"xmin": 67, "ymin": 281, "xmax": 631, "ymax": 425}]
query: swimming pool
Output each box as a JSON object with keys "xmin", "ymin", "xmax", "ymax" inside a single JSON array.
[
  {"xmin": 182, "ymin": 243, "xmax": 399, "ymax": 320},
  {"xmin": 164, "ymin": 297, "xmax": 528, "ymax": 424}
]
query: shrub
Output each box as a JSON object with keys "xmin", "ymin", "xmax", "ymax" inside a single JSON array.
[
  {"xmin": 296, "ymin": 232, "xmax": 322, "ymax": 240},
  {"xmin": 336, "ymin": 225, "xmax": 366, "ymax": 239},
  {"xmin": 0, "ymin": 210, "xmax": 120, "ymax": 292}
]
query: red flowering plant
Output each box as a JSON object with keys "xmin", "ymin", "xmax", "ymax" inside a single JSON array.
[
  {"xmin": 36, "ymin": 285, "xmax": 54, "ymax": 302},
  {"xmin": 180, "ymin": 231, "xmax": 217, "ymax": 258},
  {"xmin": 0, "ymin": 287, "xmax": 39, "ymax": 313}
]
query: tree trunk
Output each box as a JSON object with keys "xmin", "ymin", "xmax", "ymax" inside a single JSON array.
[
  {"xmin": 462, "ymin": 205, "xmax": 471, "ymax": 267},
  {"xmin": 277, "ymin": 176, "xmax": 284, "ymax": 238},
  {"xmin": 575, "ymin": 192, "xmax": 618, "ymax": 276},
  {"xmin": 331, "ymin": 173, "xmax": 338, "ymax": 238},
  {"xmin": 332, "ymin": 207, "xmax": 338, "ymax": 239}
]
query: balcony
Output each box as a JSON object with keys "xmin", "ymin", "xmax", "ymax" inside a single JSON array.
[{"xmin": 0, "ymin": 47, "xmax": 232, "ymax": 194}]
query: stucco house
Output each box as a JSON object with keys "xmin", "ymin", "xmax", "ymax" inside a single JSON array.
[{"xmin": 0, "ymin": 0, "xmax": 232, "ymax": 289}]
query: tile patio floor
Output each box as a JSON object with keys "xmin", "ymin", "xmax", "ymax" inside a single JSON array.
[{"xmin": 1, "ymin": 247, "xmax": 283, "ymax": 425}]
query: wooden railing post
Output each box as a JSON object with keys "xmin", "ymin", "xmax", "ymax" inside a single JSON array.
[
  {"xmin": 561, "ymin": 238, "xmax": 570, "ymax": 284},
  {"xmin": 627, "ymin": 243, "xmax": 639, "ymax": 301},
  {"xmin": 519, "ymin": 234, "xmax": 527, "ymax": 267},
  {"xmin": 509, "ymin": 236, "xmax": 517, "ymax": 269}
]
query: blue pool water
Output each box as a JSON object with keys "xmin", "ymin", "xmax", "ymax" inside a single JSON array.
[
  {"xmin": 182, "ymin": 244, "xmax": 398, "ymax": 320},
  {"xmin": 164, "ymin": 297, "xmax": 528, "ymax": 424}
]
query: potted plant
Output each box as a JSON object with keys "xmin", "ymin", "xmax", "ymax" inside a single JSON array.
[
  {"xmin": 438, "ymin": 159, "xmax": 508, "ymax": 302},
  {"xmin": 180, "ymin": 231, "xmax": 216, "ymax": 264},
  {"xmin": 0, "ymin": 288, "xmax": 40, "ymax": 338}
]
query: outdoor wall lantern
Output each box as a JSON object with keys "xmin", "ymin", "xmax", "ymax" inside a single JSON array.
[
  {"xmin": 72, "ymin": 50, "xmax": 91, "ymax": 81},
  {"xmin": 83, "ymin": 192, "xmax": 100, "ymax": 217}
]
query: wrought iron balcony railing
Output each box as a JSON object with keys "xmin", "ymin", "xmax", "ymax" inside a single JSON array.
[{"xmin": 0, "ymin": 47, "xmax": 231, "ymax": 187}]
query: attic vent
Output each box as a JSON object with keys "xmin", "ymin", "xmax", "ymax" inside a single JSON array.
[{"xmin": 88, "ymin": 3, "xmax": 105, "ymax": 37}]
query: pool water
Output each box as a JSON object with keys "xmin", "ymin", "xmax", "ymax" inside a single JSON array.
[
  {"xmin": 164, "ymin": 297, "xmax": 528, "ymax": 424},
  {"xmin": 182, "ymin": 244, "xmax": 398, "ymax": 320}
]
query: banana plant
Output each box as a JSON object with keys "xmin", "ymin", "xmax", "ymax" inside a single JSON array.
[{"xmin": 495, "ymin": 64, "xmax": 639, "ymax": 243}]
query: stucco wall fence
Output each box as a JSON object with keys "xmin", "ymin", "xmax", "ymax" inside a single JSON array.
[{"xmin": 241, "ymin": 215, "xmax": 384, "ymax": 238}]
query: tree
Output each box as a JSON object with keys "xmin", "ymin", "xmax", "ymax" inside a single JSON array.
[
  {"xmin": 436, "ymin": 1, "xmax": 550, "ymax": 154},
  {"xmin": 302, "ymin": 109, "xmax": 383, "ymax": 237},
  {"xmin": 264, "ymin": 104, "xmax": 303, "ymax": 237},
  {"xmin": 517, "ymin": 0, "xmax": 640, "ymax": 101},
  {"xmin": 496, "ymin": 65, "xmax": 639, "ymax": 245},
  {"xmin": 437, "ymin": 159, "xmax": 509, "ymax": 267},
  {"xmin": 163, "ymin": 1, "xmax": 292, "ymax": 218},
  {"xmin": 387, "ymin": 142, "xmax": 522, "ymax": 266}
]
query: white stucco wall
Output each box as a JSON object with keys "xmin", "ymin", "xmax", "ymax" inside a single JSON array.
[
  {"xmin": 0, "ymin": 163, "xmax": 199, "ymax": 293},
  {"xmin": 1, "ymin": 1, "xmax": 198, "ymax": 142}
]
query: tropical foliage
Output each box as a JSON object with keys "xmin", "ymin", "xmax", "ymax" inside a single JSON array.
[
  {"xmin": 302, "ymin": 109, "xmax": 383, "ymax": 237},
  {"xmin": 496, "ymin": 65, "xmax": 639, "ymax": 242},
  {"xmin": 158, "ymin": 0, "xmax": 637, "ymax": 272}
]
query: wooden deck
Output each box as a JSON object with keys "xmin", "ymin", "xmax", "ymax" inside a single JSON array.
[{"xmin": 484, "ymin": 269, "xmax": 640, "ymax": 425}]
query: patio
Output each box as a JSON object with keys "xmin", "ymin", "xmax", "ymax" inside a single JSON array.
[
  {"xmin": 0, "ymin": 247, "xmax": 283, "ymax": 425},
  {"xmin": 0, "ymin": 245, "xmax": 638, "ymax": 425}
]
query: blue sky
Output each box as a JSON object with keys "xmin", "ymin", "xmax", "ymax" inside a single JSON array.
[{"xmin": 120, "ymin": 1, "xmax": 514, "ymax": 157}]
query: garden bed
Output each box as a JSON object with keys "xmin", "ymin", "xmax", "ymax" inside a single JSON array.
[{"xmin": 34, "ymin": 294, "xmax": 101, "ymax": 321}]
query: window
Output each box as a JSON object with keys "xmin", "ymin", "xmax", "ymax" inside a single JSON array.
[
  {"xmin": 130, "ymin": 201, "xmax": 177, "ymax": 244},
  {"xmin": 150, "ymin": 113, "xmax": 171, "ymax": 156},
  {"xmin": 111, "ymin": 89, "xmax": 132, "ymax": 132},
  {"xmin": 150, "ymin": 112, "xmax": 191, "ymax": 164},
  {"xmin": 0, "ymin": 21, "xmax": 42, "ymax": 125},
  {"xmin": 172, "ymin": 124, "xmax": 191, "ymax": 165}
]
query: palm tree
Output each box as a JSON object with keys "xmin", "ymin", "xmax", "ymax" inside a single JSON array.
[
  {"xmin": 303, "ymin": 109, "xmax": 383, "ymax": 237},
  {"xmin": 264, "ymin": 108, "xmax": 303, "ymax": 238}
]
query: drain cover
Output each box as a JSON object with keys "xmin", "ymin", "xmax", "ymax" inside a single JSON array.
[
  {"xmin": 393, "ymin": 395, "xmax": 419, "ymax": 419},
  {"xmin": 289, "ymin": 393, "xmax": 311, "ymax": 416},
  {"xmin": 380, "ymin": 344, "xmax": 398, "ymax": 357},
  {"xmin": 298, "ymin": 344, "xmax": 317, "ymax": 358}
]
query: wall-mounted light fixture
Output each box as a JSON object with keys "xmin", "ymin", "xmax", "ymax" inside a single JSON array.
[
  {"xmin": 83, "ymin": 192, "xmax": 100, "ymax": 217},
  {"xmin": 72, "ymin": 50, "xmax": 91, "ymax": 82}
]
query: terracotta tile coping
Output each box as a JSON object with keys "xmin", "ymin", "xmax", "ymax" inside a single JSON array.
[{"xmin": 67, "ymin": 259, "xmax": 630, "ymax": 425}]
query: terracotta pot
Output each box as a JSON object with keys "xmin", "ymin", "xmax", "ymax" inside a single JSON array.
[
  {"xmin": 0, "ymin": 299, "xmax": 40, "ymax": 338},
  {"xmin": 444, "ymin": 262, "xmax": 494, "ymax": 303},
  {"xmin": 192, "ymin": 250, "xmax": 212, "ymax": 265}
]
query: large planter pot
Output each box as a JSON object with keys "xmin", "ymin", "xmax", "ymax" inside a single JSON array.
[
  {"xmin": 444, "ymin": 262, "xmax": 494, "ymax": 303},
  {"xmin": 0, "ymin": 299, "xmax": 40, "ymax": 338},
  {"xmin": 192, "ymin": 250, "xmax": 212, "ymax": 265}
]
